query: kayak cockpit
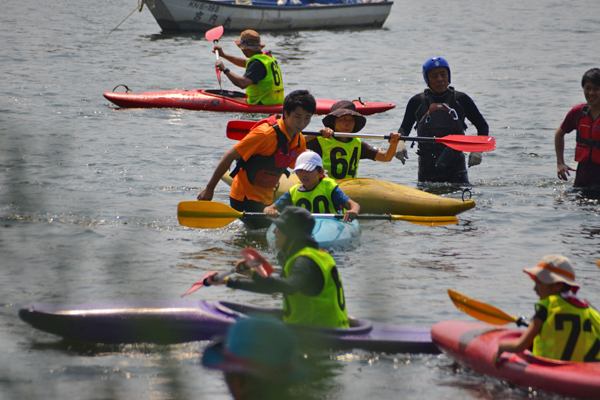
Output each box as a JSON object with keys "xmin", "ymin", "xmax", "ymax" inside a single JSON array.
[
  {"xmin": 216, "ymin": 301, "xmax": 374, "ymax": 336},
  {"xmin": 203, "ymin": 89, "xmax": 248, "ymax": 103}
]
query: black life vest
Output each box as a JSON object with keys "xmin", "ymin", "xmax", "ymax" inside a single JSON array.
[
  {"xmin": 230, "ymin": 115, "xmax": 299, "ymax": 188},
  {"xmin": 414, "ymin": 88, "xmax": 467, "ymax": 167},
  {"xmin": 416, "ymin": 87, "xmax": 466, "ymax": 139}
]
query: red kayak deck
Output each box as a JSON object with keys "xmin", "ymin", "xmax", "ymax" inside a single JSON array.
[
  {"xmin": 103, "ymin": 88, "xmax": 395, "ymax": 115},
  {"xmin": 431, "ymin": 320, "xmax": 600, "ymax": 399}
]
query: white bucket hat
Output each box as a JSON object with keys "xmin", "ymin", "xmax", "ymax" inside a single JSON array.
[
  {"xmin": 294, "ymin": 151, "xmax": 323, "ymax": 172},
  {"xmin": 524, "ymin": 254, "xmax": 579, "ymax": 292}
]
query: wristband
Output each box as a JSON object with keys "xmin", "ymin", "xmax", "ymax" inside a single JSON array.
[{"xmin": 223, "ymin": 68, "xmax": 230, "ymax": 74}]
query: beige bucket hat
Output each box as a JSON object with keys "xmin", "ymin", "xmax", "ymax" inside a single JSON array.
[{"xmin": 524, "ymin": 254, "xmax": 579, "ymax": 292}]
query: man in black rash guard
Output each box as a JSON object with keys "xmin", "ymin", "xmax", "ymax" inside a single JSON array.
[
  {"xmin": 395, "ymin": 57, "xmax": 489, "ymax": 184},
  {"xmin": 206, "ymin": 207, "xmax": 349, "ymax": 328}
]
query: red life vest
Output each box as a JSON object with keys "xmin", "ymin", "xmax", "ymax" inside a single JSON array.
[
  {"xmin": 575, "ymin": 105, "xmax": 600, "ymax": 164},
  {"xmin": 230, "ymin": 115, "xmax": 300, "ymax": 188}
]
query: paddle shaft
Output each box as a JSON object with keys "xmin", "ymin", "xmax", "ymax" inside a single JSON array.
[
  {"xmin": 205, "ymin": 26, "xmax": 224, "ymax": 90},
  {"xmin": 178, "ymin": 206, "xmax": 458, "ymax": 227},
  {"xmin": 226, "ymin": 121, "xmax": 495, "ymax": 152}
]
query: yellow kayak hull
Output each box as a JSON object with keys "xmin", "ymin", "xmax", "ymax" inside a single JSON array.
[{"xmin": 220, "ymin": 173, "xmax": 475, "ymax": 217}]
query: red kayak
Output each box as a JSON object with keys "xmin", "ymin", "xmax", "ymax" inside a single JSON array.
[
  {"xmin": 103, "ymin": 88, "xmax": 395, "ymax": 115},
  {"xmin": 431, "ymin": 320, "xmax": 600, "ymax": 399}
]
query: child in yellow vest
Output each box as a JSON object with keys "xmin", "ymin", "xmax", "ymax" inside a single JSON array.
[
  {"xmin": 264, "ymin": 151, "xmax": 360, "ymax": 222},
  {"xmin": 305, "ymin": 100, "xmax": 401, "ymax": 180},
  {"xmin": 493, "ymin": 255, "xmax": 600, "ymax": 365}
]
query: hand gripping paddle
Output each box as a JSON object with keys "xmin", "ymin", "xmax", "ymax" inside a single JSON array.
[{"xmin": 181, "ymin": 247, "xmax": 273, "ymax": 297}]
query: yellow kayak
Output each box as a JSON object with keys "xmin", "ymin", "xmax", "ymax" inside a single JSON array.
[{"xmin": 220, "ymin": 173, "xmax": 475, "ymax": 217}]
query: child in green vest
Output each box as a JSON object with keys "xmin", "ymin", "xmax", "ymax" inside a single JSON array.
[
  {"xmin": 305, "ymin": 100, "xmax": 401, "ymax": 180},
  {"xmin": 493, "ymin": 255, "xmax": 600, "ymax": 365},
  {"xmin": 264, "ymin": 150, "xmax": 360, "ymax": 222}
]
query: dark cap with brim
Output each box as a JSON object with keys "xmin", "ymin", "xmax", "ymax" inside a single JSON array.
[{"xmin": 270, "ymin": 207, "xmax": 314, "ymax": 241}]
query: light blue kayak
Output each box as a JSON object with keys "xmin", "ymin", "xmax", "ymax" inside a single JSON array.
[{"xmin": 267, "ymin": 217, "xmax": 361, "ymax": 251}]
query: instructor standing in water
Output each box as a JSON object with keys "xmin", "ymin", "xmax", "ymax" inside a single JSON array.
[
  {"xmin": 214, "ymin": 30, "xmax": 284, "ymax": 105},
  {"xmin": 395, "ymin": 57, "xmax": 489, "ymax": 184}
]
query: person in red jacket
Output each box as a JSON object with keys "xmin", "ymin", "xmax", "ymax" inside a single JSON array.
[{"xmin": 555, "ymin": 68, "xmax": 600, "ymax": 189}]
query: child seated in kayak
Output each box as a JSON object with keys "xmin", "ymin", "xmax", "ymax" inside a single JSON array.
[
  {"xmin": 206, "ymin": 207, "xmax": 350, "ymax": 329},
  {"xmin": 493, "ymin": 255, "xmax": 600, "ymax": 364},
  {"xmin": 264, "ymin": 150, "xmax": 360, "ymax": 222},
  {"xmin": 304, "ymin": 100, "xmax": 402, "ymax": 180}
]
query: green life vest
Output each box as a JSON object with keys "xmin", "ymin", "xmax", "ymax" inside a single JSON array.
[
  {"xmin": 317, "ymin": 137, "xmax": 362, "ymax": 180},
  {"xmin": 245, "ymin": 53, "xmax": 284, "ymax": 106},
  {"xmin": 533, "ymin": 294, "xmax": 600, "ymax": 361},
  {"xmin": 283, "ymin": 247, "xmax": 349, "ymax": 328},
  {"xmin": 289, "ymin": 177, "xmax": 339, "ymax": 214}
]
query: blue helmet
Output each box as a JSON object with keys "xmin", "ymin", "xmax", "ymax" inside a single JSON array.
[{"xmin": 422, "ymin": 57, "xmax": 451, "ymax": 86}]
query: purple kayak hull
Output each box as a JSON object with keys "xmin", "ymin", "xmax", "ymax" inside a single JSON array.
[{"xmin": 19, "ymin": 300, "xmax": 439, "ymax": 354}]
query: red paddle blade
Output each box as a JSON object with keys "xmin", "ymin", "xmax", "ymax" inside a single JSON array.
[
  {"xmin": 241, "ymin": 248, "xmax": 274, "ymax": 277},
  {"xmin": 216, "ymin": 68, "xmax": 222, "ymax": 90},
  {"xmin": 181, "ymin": 271, "xmax": 214, "ymax": 297},
  {"xmin": 227, "ymin": 120, "xmax": 257, "ymax": 140},
  {"xmin": 435, "ymin": 135, "xmax": 496, "ymax": 152},
  {"xmin": 205, "ymin": 25, "xmax": 224, "ymax": 42}
]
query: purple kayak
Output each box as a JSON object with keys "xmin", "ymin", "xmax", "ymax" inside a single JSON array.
[{"xmin": 18, "ymin": 299, "xmax": 439, "ymax": 354}]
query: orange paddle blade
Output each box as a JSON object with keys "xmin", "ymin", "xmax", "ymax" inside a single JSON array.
[{"xmin": 447, "ymin": 289, "xmax": 518, "ymax": 325}]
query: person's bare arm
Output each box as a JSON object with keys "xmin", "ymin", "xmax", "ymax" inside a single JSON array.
[
  {"xmin": 375, "ymin": 132, "xmax": 401, "ymax": 162},
  {"xmin": 555, "ymin": 127, "xmax": 576, "ymax": 181},
  {"xmin": 492, "ymin": 317, "xmax": 542, "ymax": 366},
  {"xmin": 343, "ymin": 199, "xmax": 360, "ymax": 222},
  {"xmin": 197, "ymin": 147, "xmax": 242, "ymax": 200}
]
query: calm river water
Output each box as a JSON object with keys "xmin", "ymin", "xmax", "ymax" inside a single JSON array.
[{"xmin": 2, "ymin": 0, "xmax": 600, "ymax": 399}]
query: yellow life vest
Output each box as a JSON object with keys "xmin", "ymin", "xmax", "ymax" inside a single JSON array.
[
  {"xmin": 533, "ymin": 294, "xmax": 600, "ymax": 361},
  {"xmin": 289, "ymin": 177, "xmax": 339, "ymax": 214},
  {"xmin": 245, "ymin": 53, "xmax": 284, "ymax": 105},
  {"xmin": 317, "ymin": 137, "xmax": 362, "ymax": 180},
  {"xmin": 282, "ymin": 247, "xmax": 349, "ymax": 328}
]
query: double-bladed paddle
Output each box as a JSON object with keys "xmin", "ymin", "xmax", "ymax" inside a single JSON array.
[
  {"xmin": 448, "ymin": 289, "xmax": 529, "ymax": 327},
  {"xmin": 205, "ymin": 25, "xmax": 224, "ymax": 91},
  {"xmin": 182, "ymin": 248, "xmax": 274, "ymax": 297},
  {"xmin": 177, "ymin": 201, "xmax": 459, "ymax": 228},
  {"xmin": 226, "ymin": 120, "xmax": 496, "ymax": 153}
]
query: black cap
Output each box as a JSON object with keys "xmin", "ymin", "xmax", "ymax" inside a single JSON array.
[{"xmin": 270, "ymin": 207, "xmax": 314, "ymax": 241}]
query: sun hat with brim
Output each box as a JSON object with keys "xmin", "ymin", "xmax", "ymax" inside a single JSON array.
[
  {"xmin": 202, "ymin": 317, "xmax": 309, "ymax": 383},
  {"xmin": 322, "ymin": 100, "xmax": 366, "ymax": 133},
  {"xmin": 235, "ymin": 30, "xmax": 265, "ymax": 50},
  {"xmin": 294, "ymin": 150, "xmax": 323, "ymax": 172},
  {"xmin": 524, "ymin": 254, "xmax": 580, "ymax": 292},
  {"xmin": 270, "ymin": 206, "xmax": 314, "ymax": 241}
]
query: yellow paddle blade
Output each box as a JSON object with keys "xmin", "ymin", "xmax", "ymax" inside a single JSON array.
[
  {"xmin": 390, "ymin": 215, "xmax": 458, "ymax": 226},
  {"xmin": 177, "ymin": 201, "xmax": 242, "ymax": 229},
  {"xmin": 447, "ymin": 289, "xmax": 517, "ymax": 325}
]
